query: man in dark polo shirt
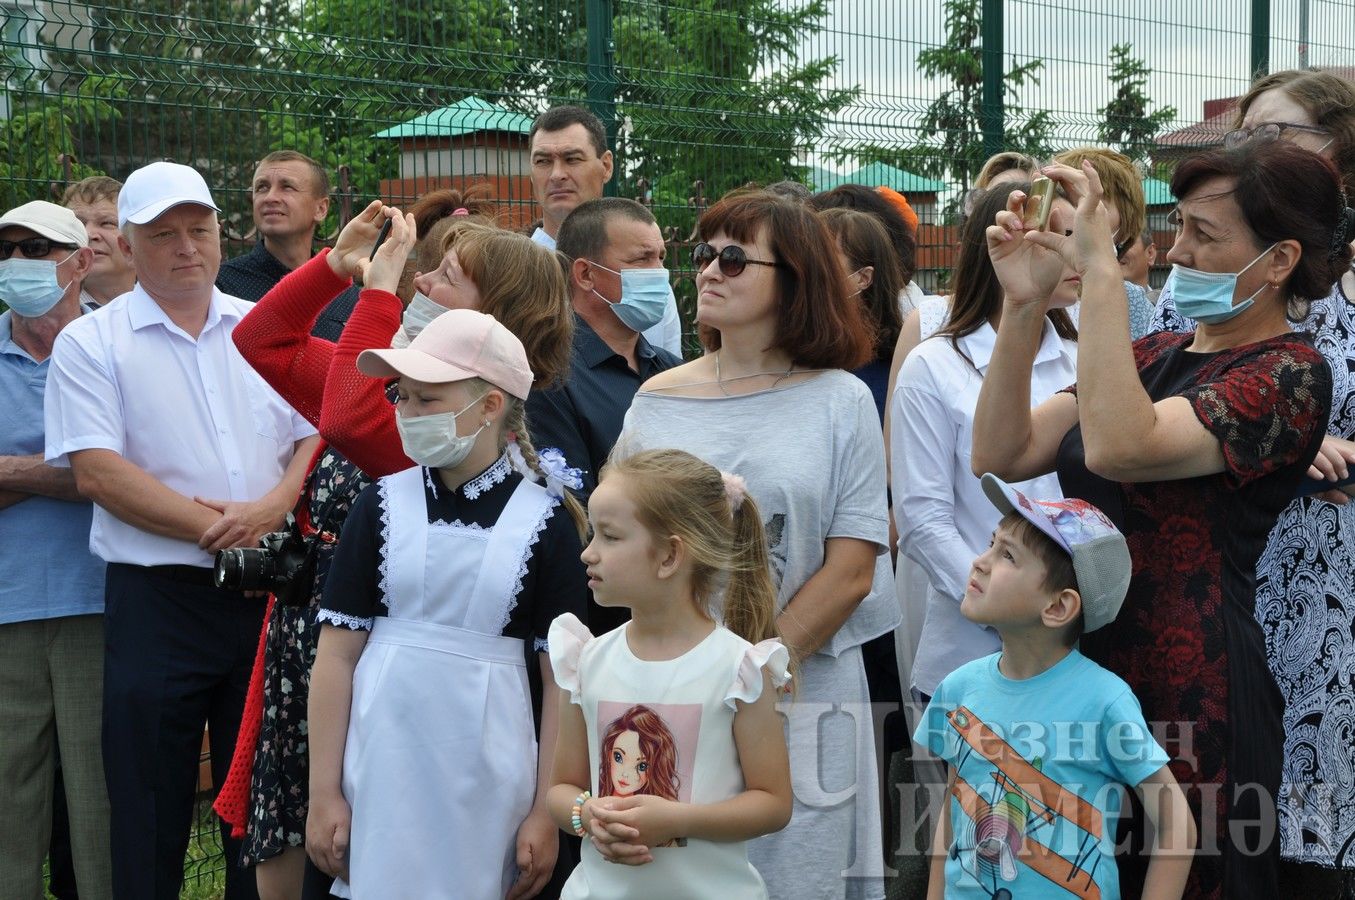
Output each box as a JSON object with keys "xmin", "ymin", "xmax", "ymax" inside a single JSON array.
[
  {"xmin": 527, "ymin": 198, "xmax": 681, "ymax": 514},
  {"xmin": 216, "ymin": 150, "xmax": 357, "ymax": 339}
]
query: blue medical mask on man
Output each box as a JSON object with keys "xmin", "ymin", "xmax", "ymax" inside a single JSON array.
[
  {"xmin": 0, "ymin": 252, "xmax": 77, "ymax": 318},
  {"xmin": 1161, "ymin": 243, "xmax": 1277, "ymax": 325},
  {"xmin": 586, "ymin": 261, "xmax": 672, "ymax": 332}
]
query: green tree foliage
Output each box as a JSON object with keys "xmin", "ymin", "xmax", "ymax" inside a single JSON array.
[
  {"xmin": 0, "ymin": 89, "xmax": 120, "ymax": 210},
  {"xmin": 8, "ymin": 0, "xmax": 854, "ymax": 244},
  {"xmin": 846, "ymin": 0, "xmax": 1052, "ymax": 216},
  {"xmin": 541, "ymin": 0, "xmax": 858, "ymax": 233},
  {"xmin": 1097, "ymin": 43, "xmax": 1177, "ymax": 162}
]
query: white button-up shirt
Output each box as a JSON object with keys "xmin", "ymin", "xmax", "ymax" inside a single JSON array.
[
  {"xmin": 44, "ymin": 285, "xmax": 316, "ymax": 567},
  {"xmin": 890, "ymin": 319, "xmax": 1077, "ymax": 695}
]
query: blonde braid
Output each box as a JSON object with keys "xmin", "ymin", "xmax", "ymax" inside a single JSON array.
[{"xmin": 503, "ymin": 399, "xmax": 587, "ymax": 539}]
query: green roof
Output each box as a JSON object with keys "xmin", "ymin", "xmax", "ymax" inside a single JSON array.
[
  {"xmin": 842, "ymin": 162, "xmax": 947, "ymax": 194},
  {"xmin": 373, "ymin": 96, "xmax": 534, "ymax": 140},
  {"xmin": 1142, "ymin": 177, "xmax": 1174, "ymax": 207},
  {"xmin": 807, "ymin": 166, "xmax": 846, "ymax": 191}
]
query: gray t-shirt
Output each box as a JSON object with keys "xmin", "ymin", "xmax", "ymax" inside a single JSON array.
[{"xmin": 617, "ymin": 368, "xmax": 899, "ymax": 657}]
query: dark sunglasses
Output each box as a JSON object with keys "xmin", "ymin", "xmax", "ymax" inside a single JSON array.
[
  {"xmin": 0, "ymin": 237, "xmax": 78, "ymax": 260},
  {"xmin": 692, "ymin": 242, "xmax": 784, "ymax": 277}
]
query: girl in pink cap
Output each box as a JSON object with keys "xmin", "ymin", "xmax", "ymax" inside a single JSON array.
[{"xmin": 306, "ymin": 306, "xmax": 588, "ymax": 899}]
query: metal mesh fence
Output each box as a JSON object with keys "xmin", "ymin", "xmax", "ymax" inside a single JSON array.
[
  {"xmin": 5, "ymin": 1, "xmax": 1355, "ymax": 290},
  {"xmin": 6, "ymin": 0, "xmax": 1355, "ymax": 886}
]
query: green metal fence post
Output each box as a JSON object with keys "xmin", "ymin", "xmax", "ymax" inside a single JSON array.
[
  {"xmin": 1250, "ymin": 0, "xmax": 1270, "ymax": 78},
  {"xmin": 586, "ymin": 0, "xmax": 619, "ymax": 197},
  {"xmin": 980, "ymin": 0, "xmax": 1004, "ymax": 163}
]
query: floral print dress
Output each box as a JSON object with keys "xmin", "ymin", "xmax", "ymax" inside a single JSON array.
[
  {"xmin": 240, "ymin": 445, "xmax": 370, "ymax": 864},
  {"xmin": 1054, "ymin": 331, "xmax": 1332, "ymax": 900},
  {"xmin": 1155, "ymin": 283, "xmax": 1355, "ymax": 869}
]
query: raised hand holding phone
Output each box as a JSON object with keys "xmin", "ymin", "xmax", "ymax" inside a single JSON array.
[
  {"xmin": 357, "ymin": 210, "xmax": 417, "ymax": 295},
  {"xmin": 327, "ymin": 200, "xmax": 393, "ymax": 280}
]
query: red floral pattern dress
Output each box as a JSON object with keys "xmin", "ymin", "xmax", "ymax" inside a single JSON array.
[{"xmin": 1055, "ymin": 331, "xmax": 1331, "ymax": 900}]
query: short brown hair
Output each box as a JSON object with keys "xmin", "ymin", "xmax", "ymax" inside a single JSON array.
[
  {"xmin": 1236, "ymin": 69, "xmax": 1355, "ymax": 195},
  {"xmin": 695, "ymin": 189, "xmax": 874, "ymax": 369},
  {"xmin": 556, "ymin": 197, "xmax": 657, "ymax": 263},
  {"xmin": 1052, "ymin": 147, "xmax": 1146, "ymax": 243},
  {"xmin": 441, "ymin": 223, "xmax": 574, "ymax": 390},
  {"xmin": 999, "ymin": 511, "xmax": 1082, "ymax": 646},
  {"xmin": 529, "ymin": 105, "xmax": 608, "ymax": 158},
  {"xmin": 255, "ymin": 150, "xmax": 329, "ymax": 199},
  {"xmin": 61, "ymin": 175, "xmax": 122, "ymax": 208}
]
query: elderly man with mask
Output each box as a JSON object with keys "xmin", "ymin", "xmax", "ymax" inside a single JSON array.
[
  {"xmin": 528, "ymin": 105, "xmax": 683, "ymax": 356},
  {"xmin": 45, "ymin": 162, "xmax": 318, "ymax": 900},
  {"xmin": 0, "ymin": 201, "xmax": 111, "ymax": 898}
]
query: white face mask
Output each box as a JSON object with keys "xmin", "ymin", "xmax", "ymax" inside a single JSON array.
[
  {"xmin": 394, "ymin": 393, "xmax": 488, "ymax": 469},
  {"xmin": 390, "ymin": 291, "xmax": 447, "ymax": 349}
]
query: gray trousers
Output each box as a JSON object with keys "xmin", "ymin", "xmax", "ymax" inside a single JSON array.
[{"xmin": 0, "ymin": 613, "xmax": 111, "ymax": 900}]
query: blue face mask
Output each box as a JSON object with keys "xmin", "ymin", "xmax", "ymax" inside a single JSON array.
[
  {"xmin": 588, "ymin": 262, "xmax": 672, "ymax": 332},
  {"xmin": 1162, "ymin": 243, "xmax": 1275, "ymax": 325},
  {"xmin": 0, "ymin": 252, "xmax": 76, "ymax": 318}
]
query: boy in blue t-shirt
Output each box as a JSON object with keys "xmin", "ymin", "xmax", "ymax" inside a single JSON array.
[{"xmin": 915, "ymin": 474, "xmax": 1195, "ymax": 900}]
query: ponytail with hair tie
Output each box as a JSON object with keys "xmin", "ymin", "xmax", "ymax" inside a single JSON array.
[{"xmin": 722, "ymin": 471, "xmax": 748, "ymax": 512}]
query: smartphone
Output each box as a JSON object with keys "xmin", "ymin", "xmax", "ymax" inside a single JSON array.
[
  {"xmin": 1296, "ymin": 470, "xmax": 1355, "ymax": 498},
  {"xmin": 1022, "ymin": 176, "xmax": 1054, "ymax": 231},
  {"xmin": 368, "ymin": 217, "xmax": 393, "ymax": 261}
]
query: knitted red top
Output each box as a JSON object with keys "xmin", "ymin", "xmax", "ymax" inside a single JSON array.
[{"xmin": 214, "ymin": 251, "xmax": 411, "ymax": 836}]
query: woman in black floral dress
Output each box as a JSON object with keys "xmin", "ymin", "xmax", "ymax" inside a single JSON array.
[
  {"xmin": 970, "ymin": 142, "xmax": 1346, "ymax": 899},
  {"xmin": 238, "ymin": 447, "xmax": 368, "ymax": 868}
]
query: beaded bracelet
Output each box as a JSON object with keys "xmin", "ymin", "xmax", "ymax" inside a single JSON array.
[{"xmin": 570, "ymin": 790, "xmax": 592, "ymax": 837}]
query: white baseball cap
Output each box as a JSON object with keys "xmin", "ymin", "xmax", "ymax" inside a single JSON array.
[
  {"xmin": 117, "ymin": 161, "xmax": 221, "ymax": 228},
  {"xmin": 0, "ymin": 201, "xmax": 89, "ymax": 247}
]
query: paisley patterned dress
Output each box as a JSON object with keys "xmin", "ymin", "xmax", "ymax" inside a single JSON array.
[{"xmin": 1154, "ymin": 283, "xmax": 1355, "ymax": 869}]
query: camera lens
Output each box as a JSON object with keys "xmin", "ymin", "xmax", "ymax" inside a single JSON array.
[{"xmin": 213, "ymin": 547, "xmax": 277, "ymax": 591}]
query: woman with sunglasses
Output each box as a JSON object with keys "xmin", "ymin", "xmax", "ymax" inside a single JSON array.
[
  {"xmin": 1150, "ymin": 69, "xmax": 1355, "ymax": 892},
  {"xmin": 616, "ymin": 189, "xmax": 897, "ymax": 899},
  {"xmin": 972, "ymin": 141, "xmax": 1345, "ymax": 899}
]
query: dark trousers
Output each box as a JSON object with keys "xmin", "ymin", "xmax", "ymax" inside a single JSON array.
[{"xmin": 103, "ymin": 564, "xmax": 265, "ymax": 900}]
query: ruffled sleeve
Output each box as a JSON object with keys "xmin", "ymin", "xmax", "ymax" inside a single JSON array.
[
  {"xmin": 724, "ymin": 639, "xmax": 792, "ymax": 710},
  {"xmin": 547, "ymin": 613, "xmax": 594, "ymax": 704}
]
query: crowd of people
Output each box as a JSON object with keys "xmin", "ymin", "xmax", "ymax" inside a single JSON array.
[{"xmin": 1, "ymin": 68, "xmax": 1353, "ymax": 900}]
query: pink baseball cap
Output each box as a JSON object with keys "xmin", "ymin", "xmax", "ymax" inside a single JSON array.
[
  {"xmin": 358, "ymin": 308, "xmax": 533, "ymax": 399},
  {"xmin": 980, "ymin": 473, "xmax": 1131, "ymax": 633}
]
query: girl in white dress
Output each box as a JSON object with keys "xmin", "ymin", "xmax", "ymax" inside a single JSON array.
[
  {"xmin": 306, "ymin": 308, "xmax": 588, "ymax": 899},
  {"xmin": 547, "ymin": 448, "xmax": 793, "ymax": 899}
]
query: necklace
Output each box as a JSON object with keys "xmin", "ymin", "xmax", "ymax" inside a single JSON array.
[{"xmin": 714, "ymin": 349, "xmax": 796, "ymax": 396}]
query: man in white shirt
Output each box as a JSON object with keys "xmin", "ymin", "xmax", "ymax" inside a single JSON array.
[
  {"xmin": 45, "ymin": 161, "xmax": 319, "ymax": 900},
  {"xmin": 527, "ymin": 105, "xmax": 683, "ymax": 356}
]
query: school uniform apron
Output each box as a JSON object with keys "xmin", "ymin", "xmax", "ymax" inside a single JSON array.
[{"xmin": 333, "ymin": 467, "xmax": 552, "ymax": 899}]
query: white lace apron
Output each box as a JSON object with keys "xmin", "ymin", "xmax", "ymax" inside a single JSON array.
[{"xmin": 333, "ymin": 466, "xmax": 553, "ymax": 898}]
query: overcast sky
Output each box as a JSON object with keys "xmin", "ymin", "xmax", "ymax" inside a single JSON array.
[{"xmin": 803, "ymin": 0, "xmax": 1355, "ymax": 170}]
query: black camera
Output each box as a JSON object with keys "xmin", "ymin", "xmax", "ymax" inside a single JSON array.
[{"xmin": 213, "ymin": 525, "xmax": 309, "ymax": 595}]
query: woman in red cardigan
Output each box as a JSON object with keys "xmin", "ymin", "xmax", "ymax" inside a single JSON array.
[{"xmin": 217, "ymin": 194, "xmax": 575, "ymax": 900}]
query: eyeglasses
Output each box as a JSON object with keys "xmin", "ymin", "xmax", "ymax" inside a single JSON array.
[
  {"xmin": 692, "ymin": 242, "xmax": 783, "ymax": 277},
  {"xmin": 1222, "ymin": 122, "xmax": 1330, "ymax": 149},
  {"xmin": 0, "ymin": 237, "xmax": 78, "ymax": 260}
]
